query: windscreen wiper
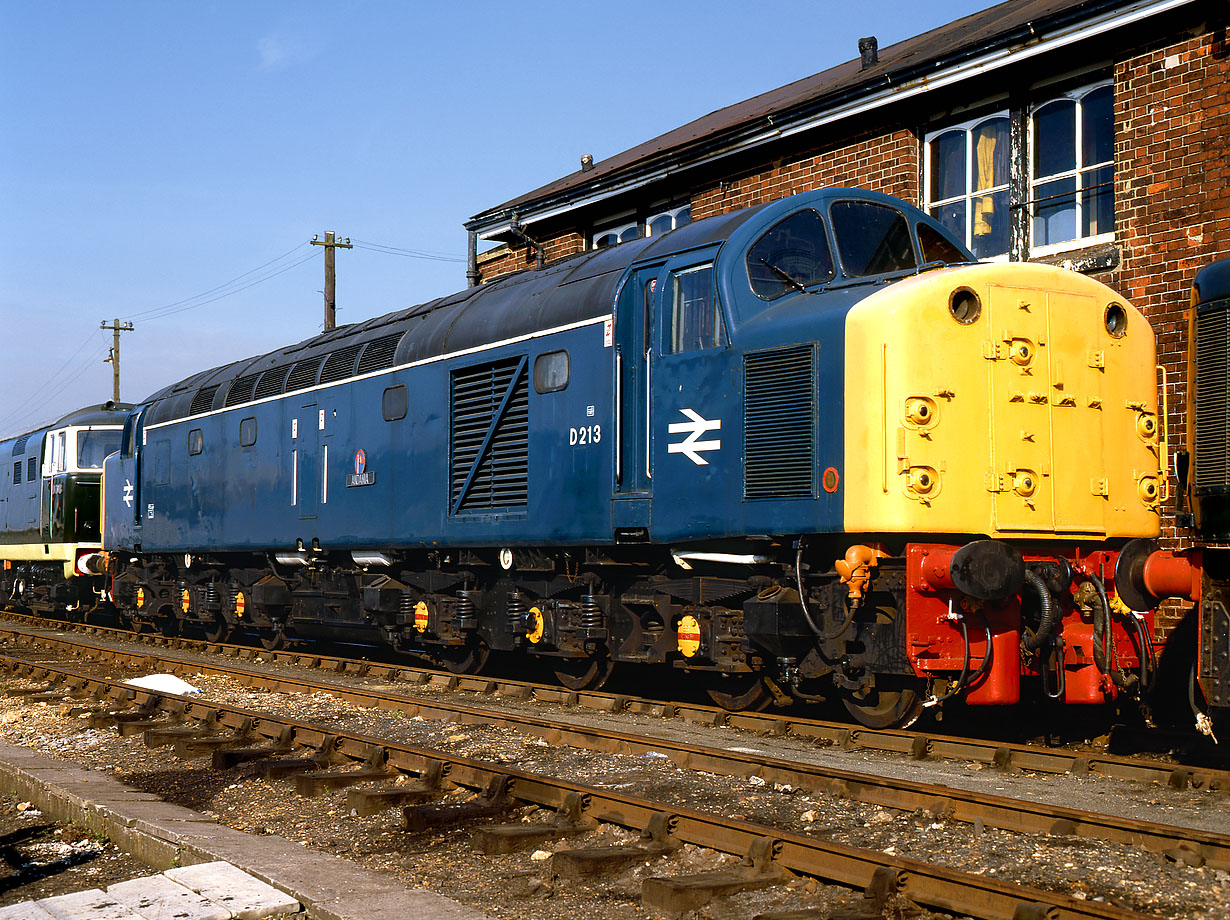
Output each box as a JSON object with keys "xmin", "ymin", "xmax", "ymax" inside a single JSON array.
[{"xmin": 759, "ymin": 258, "xmax": 806, "ymax": 293}]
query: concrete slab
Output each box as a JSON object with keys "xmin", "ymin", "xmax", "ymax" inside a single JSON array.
[
  {"xmin": 107, "ymin": 874, "xmax": 231, "ymax": 920},
  {"xmin": 163, "ymin": 862, "xmax": 299, "ymax": 920},
  {"xmin": 35, "ymin": 888, "xmax": 146, "ymax": 920},
  {"xmin": 0, "ymin": 902, "xmax": 58, "ymax": 920}
]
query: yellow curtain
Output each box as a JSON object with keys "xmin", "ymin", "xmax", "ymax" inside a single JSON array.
[{"xmin": 973, "ymin": 132, "xmax": 998, "ymax": 237}]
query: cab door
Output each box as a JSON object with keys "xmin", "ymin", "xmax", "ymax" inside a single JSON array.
[{"xmin": 613, "ymin": 262, "xmax": 664, "ymax": 534}]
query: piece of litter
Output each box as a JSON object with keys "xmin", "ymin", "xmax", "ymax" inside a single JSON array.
[{"xmin": 123, "ymin": 674, "xmax": 201, "ymax": 695}]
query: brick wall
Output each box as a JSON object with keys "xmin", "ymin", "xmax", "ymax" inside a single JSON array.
[
  {"xmin": 479, "ymin": 231, "xmax": 586, "ymax": 281},
  {"xmin": 691, "ymin": 128, "xmax": 920, "ymax": 218}
]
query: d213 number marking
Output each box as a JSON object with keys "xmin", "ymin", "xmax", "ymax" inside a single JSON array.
[{"xmin": 569, "ymin": 424, "xmax": 601, "ymax": 446}]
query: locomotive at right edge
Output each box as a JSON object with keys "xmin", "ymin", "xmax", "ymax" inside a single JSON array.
[{"xmin": 4, "ymin": 190, "xmax": 1168, "ymax": 729}]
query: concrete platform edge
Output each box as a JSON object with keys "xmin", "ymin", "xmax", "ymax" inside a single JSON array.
[{"xmin": 0, "ymin": 741, "xmax": 488, "ymax": 920}]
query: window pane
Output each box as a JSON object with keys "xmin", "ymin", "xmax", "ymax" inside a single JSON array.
[
  {"xmin": 971, "ymin": 188, "xmax": 1009, "ymax": 258},
  {"xmin": 1033, "ymin": 176, "xmax": 1077, "ymax": 246},
  {"xmin": 972, "ymin": 117, "xmax": 1009, "ymax": 191},
  {"xmin": 594, "ymin": 233, "xmax": 618, "ymax": 249},
  {"xmin": 670, "ymin": 265, "xmax": 722, "ymax": 353},
  {"xmin": 240, "ymin": 417, "xmax": 257, "ymax": 447},
  {"xmin": 382, "ymin": 384, "xmax": 408, "ymax": 421},
  {"xmin": 930, "ymin": 130, "xmax": 966, "ymax": 201},
  {"xmin": 831, "ymin": 201, "xmax": 917, "ymax": 276},
  {"xmin": 533, "ymin": 351, "xmax": 569, "ymax": 393},
  {"xmin": 648, "ymin": 215, "xmax": 673, "ymax": 237},
  {"xmin": 917, "ymin": 223, "xmax": 968, "ymax": 264},
  {"xmin": 1035, "ymin": 99, "xmax": 1076, "ymax": 177},
  {"xmin": 619, "ymin": 226, "xmax": 641, "ymax": 243},
  {"xmin": 675, "ymin": 207, "xmax": 691, "ymax": 227},
  {"xmin": 930, "ymin": 201, "xmax": 967, "ymax": 246},
  {"xmin": 746, "ymin": 210, "xmax": 835, "ymax": 300},
  {"xmin": 1083, "ymin": 85, "xmax": 1113, "ymax": 166},
  {"xmin": 77, "ymin": 430, "xmax": 121, "ymax": 469},
  {"xmin": 1082, "ymin": 164, "xmax": 1114, "ymax": 238},
  {"xmin": 188, "ymin": 429, "xmax": 203, "ymax": 456}
]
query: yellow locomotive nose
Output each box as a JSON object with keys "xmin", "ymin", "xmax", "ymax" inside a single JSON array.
[{"xmin": 843, "ymin": 262, "xmax": 1161, "ymax": 541}]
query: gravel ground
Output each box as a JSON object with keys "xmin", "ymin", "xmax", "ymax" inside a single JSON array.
[{"xmin": 0, "ymin": 634, "xmax": 1227, "ymax": 919}]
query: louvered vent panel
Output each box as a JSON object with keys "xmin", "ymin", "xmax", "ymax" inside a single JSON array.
[
  {"xmin": 190, "ymin": 385, "xmax": 220, "ymax": 416},
  {"xmin": 253, "ymin": 368, "xmax": 288, "ymax": 400},
  {"xmin": 12, "ymin": 436, "xmax": 28, "ymax": 457},
  {"xmin": 319, "ymin": 345, "xmax": 363, "ymax": 384},
  {"xmin": 356, "ymin": 332, "xmax": 404, "ymax": 374},
  {"xmin": 285, "ymin": 357, "xmax": 323, "ymax": 392},
  {"xmin": 1196, "ymin": 302, "xmax": 1230, "ymax": 490},
  {"xmin": 225, "ymin": 374, "xmax": 260, "ymax": 407},
  {"xmin": 744, "ymin": 346, "xmax": 815, "ymax": 499},
  {"xmin": 450, "ymin": 358, "xmax": 529, "ymax": 512}
]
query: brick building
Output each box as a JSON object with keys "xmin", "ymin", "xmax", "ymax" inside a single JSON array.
[{"xmin": 464, "ymin": 0, "xmax": 1229, "ymax": 628}]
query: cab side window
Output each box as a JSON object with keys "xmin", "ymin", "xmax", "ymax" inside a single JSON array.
[{"xmin": 668, "ymin": 264, "xmax": 725, "ymax": 354}]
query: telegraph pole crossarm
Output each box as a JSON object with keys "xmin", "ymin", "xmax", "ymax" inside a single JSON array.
[
  {"xmin": 100, "ymin": 318, "xmax": 134, "ymax": 403},
  {"xmin": 310, "ymin": 231, "xmax": 353, "ymax": 331}
]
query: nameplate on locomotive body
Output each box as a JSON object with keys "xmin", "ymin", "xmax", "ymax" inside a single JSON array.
[{"xmin": 346, "ymin": 471, "xmax": 377, "ymax": 487}]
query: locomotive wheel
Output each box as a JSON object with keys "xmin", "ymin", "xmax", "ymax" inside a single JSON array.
[
  {"xmin": 841, "ymin": 678, "xmax": 925, "ymax": 730},
  {"xmin": 259, "ymin": 628, "xmax": 289, "ymax": 651},
  {"xmin": 553, "ymin": 656, "xmax": 614, "ymax": 691},
  {"xmin": 439, "ymin": 641, "xmax": 490, "ymax": 675},
  {"xmin": 707, "ymin": 674, "xmax": 775, "ymax": 712},
  {"xmin": 203, "ymin": 618, "xmax": 234, "ymax": 643}
]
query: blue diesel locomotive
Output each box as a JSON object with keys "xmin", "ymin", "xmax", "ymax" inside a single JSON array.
[{"xmin": 90, "ymin": 188, "xmax": 1162, "ymax": 728}]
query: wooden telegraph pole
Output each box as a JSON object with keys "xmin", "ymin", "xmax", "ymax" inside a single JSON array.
[
  {"xmin": 310, "ymin": 231, "xmax": 352, "ymax": 331},
  {"xmin": 100, "ymin": 318, "xmax": 134, "ymax": 402}
]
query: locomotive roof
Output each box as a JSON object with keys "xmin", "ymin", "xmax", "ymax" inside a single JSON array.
[
  {"xmin": 140, "ymin": 202, "xmax": 772, "ymax": 427},
  {"xmin": 0, "ymin": 402, "xmax": 133, "ymax": 452}
]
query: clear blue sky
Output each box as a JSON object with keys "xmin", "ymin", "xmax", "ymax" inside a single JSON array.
[{"xmin": 0, "ymin": 0, "xmax": 990, "ymax": 437}]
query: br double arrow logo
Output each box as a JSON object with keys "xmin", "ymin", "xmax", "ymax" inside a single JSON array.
[{"xmin": 668, "ymin": 408, "xmax": 721, "ymax": 465}]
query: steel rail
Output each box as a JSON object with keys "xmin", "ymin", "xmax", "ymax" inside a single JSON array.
[
  {"xmin": 4, "ymin": 612, "xmax": 1226, "ymax": 792},
  {"xmin": 0, "ymin": 652, "xmax": 1160, "ymax": 920},
  {"xmin": 4, "ymin": 627, "xmax": 1226, "ymax": 871}
]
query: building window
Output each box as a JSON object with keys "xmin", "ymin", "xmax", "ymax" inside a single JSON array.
[
  {"xmin": 647, "ymin": 205, "xmax": 691, "ymax": 237},
  {"xmin": 1031, "ymin": 83, "xmax": 1113, "ymax": 252},
  {"xmin": 669, "ymin": 264, "xmax": 725, "ymax": 354},
  {"xmin": 592, "ymin": 221, "xmax": 639, "ymax": 249},
  {"xmin": 925, "ymin": 112, "xmax": 1010, "ymax": 259}
]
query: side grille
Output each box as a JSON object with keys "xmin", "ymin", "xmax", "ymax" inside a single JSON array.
[
  {"xmin": 450, "ymin": 356, "xmax": 529, "ymax": 513},
  {"xmin": 357, "ymin": 332, "xmax": 404, "ymax": 375},
  {"xmin": 12, "ymin": 436, "xmax": 28, "ymax": 457},
  {"xmin": 319, "ymin": 344, "xmax": 363, "ymax": 384},
  {"xmin": 744, "ymin": 346, "xmax": 816, "ymax": 499},
  {"xmin": 225, "ymin": 374, "xmax": 260, "ymax": 407},
  {"xmin": 285, "ymin": 357, "xmax": 323, "ymax": 392},
  {"xmin": 190, "ymin": 384, "xmax": 220, "ymax": 415},
  {"xmin": 1196, "ymin": 301, "xmax": 1230, "ymax": 490},
  {"xmin": 253, "ymin": 368, "xmax": 288, "ymax": 401}
]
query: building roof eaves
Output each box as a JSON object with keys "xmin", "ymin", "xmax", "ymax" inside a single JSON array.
[{"xmin": 467, "ymin": 0, "xmax": 1188, "ymax": 237}]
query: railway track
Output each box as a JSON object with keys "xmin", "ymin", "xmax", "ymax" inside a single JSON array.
[
  {"xmin": 3, "ymin": 609, "xmax": 1224, "ymax": 791},
  {"xmin": 0, "ymin": 646, "xmax": 1184, "ymax": 920},
  {"xmin": 1, "ymin": 623, "xmax": 1224, "ymax": 874}
]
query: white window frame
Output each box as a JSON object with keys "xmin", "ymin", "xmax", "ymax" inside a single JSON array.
[
  {"xmin": 646, "ymin": 204, "xmax": 691, "ymax": 237},
  {"xmin": 1028, "ymin": 80, "xmax": 1115, "ymax": 257},
  {"xmin": 591, "ymin": 220, "xmax": 640, "ymax": 250},
  {"xmin": 923, "ymin": 111, "xmax": 1011, "ymax": 262}
]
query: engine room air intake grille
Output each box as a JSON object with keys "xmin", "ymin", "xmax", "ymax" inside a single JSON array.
[
  {"xmin": 253, "ymin": 368, "xmax": 288, "ymax": 401},
  {"xmin": 450, "ymin": 356, "xmax": 529, "ymax": 513},
  {"xmin": 285, "ymin": 357, "xmax": 323, "ymax": 392},
  {"xmin": 356, "ymin": 332, "xmax": 404, "ymax": 375},
  {"xmin": 744, "ymin": 346, "xmax": 816, "ymax": 499},
  {"xmin": 225, "ymin": 374, "xmax": 260, "ymax": 407},
  {"xmin": 11, "ymin": 436, "xmax": 28, "ymax": 457},
  {"xmin": 319, "ymin": 344, "xmax": 363, "ymax": 384},
  {"xmin": 1196, "ymin": 301, "xmax": 1230, "ymax": 490},
  {"xmin": 190, "ymin": 384, "xmax": 221, "ymax": 416}
]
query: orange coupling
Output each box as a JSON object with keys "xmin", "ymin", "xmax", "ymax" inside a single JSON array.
[
  {"xmin": 1141, "ymin": 551, "xmax": 1200, "ymax": 603},
  {"xmin": 836, "ymin": 544, "xmax": 887, "ymax": 601}
]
